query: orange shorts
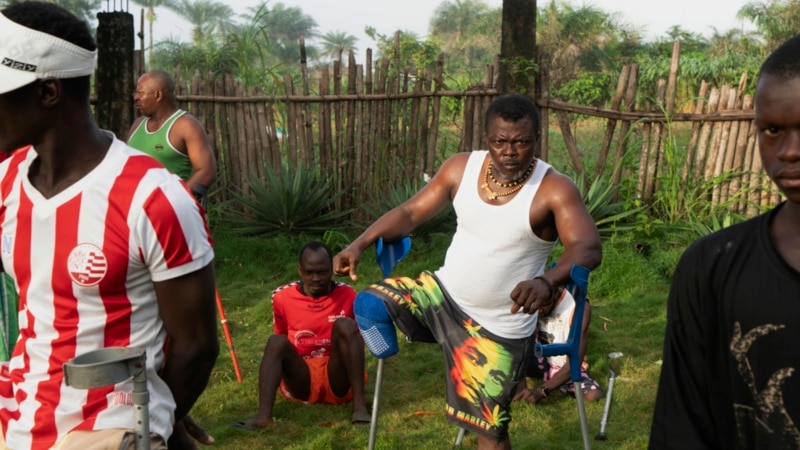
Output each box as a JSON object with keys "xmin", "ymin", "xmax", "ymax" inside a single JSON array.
[{"xmin": 279, "ymin": 356, "xmax": 357, "ymax": 405}]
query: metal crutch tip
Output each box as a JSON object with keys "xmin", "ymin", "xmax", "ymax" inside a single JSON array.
[
  {"xmin": 607, "ymin": 351, "xmax": 624, "ymax": 376},
  {"xmin": 595, "ymin": 432, "xmax": 607, "ymax": 441}
]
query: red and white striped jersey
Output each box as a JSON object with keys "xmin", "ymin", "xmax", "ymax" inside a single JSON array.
[{"xmin": 0, "ymin": 138, "xmax": 214, "ymax": 449}]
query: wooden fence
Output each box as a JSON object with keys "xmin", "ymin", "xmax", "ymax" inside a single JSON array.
[{"xmin": 173, "ymin": 42, "xmax": 779, "ymax": 219}]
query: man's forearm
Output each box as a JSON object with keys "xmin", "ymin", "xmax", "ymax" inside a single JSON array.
[
  {"xmin": 549, "ymin": 245, "xmax": 602, "ymax": 287},
  {"xmin": 186, "ymin": 168, "xmax": 216, "ymax": 192},
  {"xmin": 546, "ymin": 363, "xmax": 572, "ymax": 390}
]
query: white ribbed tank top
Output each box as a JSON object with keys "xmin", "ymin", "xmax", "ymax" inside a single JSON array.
[{"xmin": 435, "ymin": 150, "xmax": 557, "ymax": 339}]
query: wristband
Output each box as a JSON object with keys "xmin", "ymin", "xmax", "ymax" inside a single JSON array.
[
  {"xmin": 533, "ymin": 275, "xmax": 554, "ymax": 300},
  {"xmin": 191, "ymin": 184, "xmax": 209, "ymax": 208}
]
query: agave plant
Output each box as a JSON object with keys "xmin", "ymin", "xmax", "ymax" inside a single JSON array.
[
  {"xmin": 575, "ymin": 174, "xmax": 642, "ymax": 239},
  {"xmin": 670, "ymin": 209, "xmax": 747, "ymax": 247},
  {"xmin": 226, "ymin": 163, "xmax": 352, "ymax": 236},
  {"xmin": 362, "ymin": 178, "xmax": 456, "ymax": 239}
]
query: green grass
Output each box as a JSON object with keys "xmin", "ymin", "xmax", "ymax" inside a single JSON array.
[{"xmin": 190, "ymin": 229, "xmax": 672, "ymax": 449}]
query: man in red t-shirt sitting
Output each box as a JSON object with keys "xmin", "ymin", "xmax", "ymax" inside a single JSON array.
[{"xmin": 235, "ymin": 241, "xmax": 370, "ymax": 430}]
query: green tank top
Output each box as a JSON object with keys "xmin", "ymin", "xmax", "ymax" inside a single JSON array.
[{"xmin": 127, "ymin": 109, "xmax": 193, "ymax": 181}]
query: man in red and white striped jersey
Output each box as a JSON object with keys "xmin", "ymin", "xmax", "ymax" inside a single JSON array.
[{"xmin": 0, "ymin": 2, "xmax": 219, "ymax": 449}]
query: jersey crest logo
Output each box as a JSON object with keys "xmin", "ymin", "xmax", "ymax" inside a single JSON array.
[{"xmin": 67, "ymin": 243, "xmax": 108, "ymax": 286}]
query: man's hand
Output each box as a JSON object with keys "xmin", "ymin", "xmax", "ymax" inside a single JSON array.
[
  {"xmin": 513, "ymin": 386, "xmax": 547, "ymax": 404},
  {"xmin": 510, "ymin": 276, "xmax": 554, "ymax": 314},
  {"xmin": 333, "ymin": 246, "xmax": 362, "ymax": 281}
]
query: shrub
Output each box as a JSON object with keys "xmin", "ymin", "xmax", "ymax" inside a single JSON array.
[
  {"xmin": 225, "ymin": 163, "xmax": 352, "ymax": 236},
  {"xmin": 361, "ymin": 179, "xmax": 456, "ymax": 239},
  {"xmin": 575, "ymin": 174, "xmax": 642, "ymax": 239}
]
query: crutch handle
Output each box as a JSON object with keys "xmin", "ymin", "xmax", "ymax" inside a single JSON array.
[{"xmin": 64, "ymin": 347, "xmax": 150, "ymax": 450}]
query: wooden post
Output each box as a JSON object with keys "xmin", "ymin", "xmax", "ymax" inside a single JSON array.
[{"xmin": 611, "ymin": 64, "xmax": 639, "ymax": 189}]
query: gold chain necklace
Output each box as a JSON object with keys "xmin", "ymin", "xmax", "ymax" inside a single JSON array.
[{"xmin": 481, "ymin": 159, "xmax": 537, "ymax": 201}]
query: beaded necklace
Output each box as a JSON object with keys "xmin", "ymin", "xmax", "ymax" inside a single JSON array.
[{"xmin": 480, "ymin": 159, "xmax": 537, "ymax": 201}]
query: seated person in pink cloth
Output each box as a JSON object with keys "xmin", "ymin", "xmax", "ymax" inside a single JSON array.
[
  {"xmin": 235, "ymin": 241, "xmax": 370, "ymax": 430},
  {"xmin": 514, "ymin": 287, "xmax": 604, "ymax": 404}
]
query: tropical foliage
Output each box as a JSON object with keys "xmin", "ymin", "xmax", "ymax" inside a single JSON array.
[
  {"xmin": 318, "ymin": 30, "xmax": 358, "ymax": 63},
  {"xmin": 738, "ymin": 0, "xmax": 800, "ymax": 52},
  {"xmin": 361, "ymin": 180, "xmax": 457, "ymax": 240},
  {"xmin": 225, "ymin": 163, "xmax": 352, "ymax": 236},
  {"xmin": 47, "ymin": 0, "xmax": 800, "ymax": 105},
  {"xmin": 46, "ymin": 0, "xmax": 791, "ymax": 241},
  {"xmin": 575, "ymin": 174, "xmax": 641, "ymax": 239}
]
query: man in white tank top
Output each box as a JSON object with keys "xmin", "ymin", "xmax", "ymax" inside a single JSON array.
[{"xmin": 334, "ymin": 94, "xmax": 601, "ymax": 450}]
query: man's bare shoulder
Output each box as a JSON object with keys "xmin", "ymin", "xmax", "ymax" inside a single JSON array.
[
  {"xmin": 174, "ymin": 112, "xmax": 205, "ymax": 133},
  {"xmin": 436, "ymin": 152, "xmax": 472, "ymax": 180},
  {"xmin": 416, "ymin": 152, "xmax": 471, "ymax": 193},
  {"xmin": 538, "ymin": 166, "xmax": 581, "ymax": 198},
  {"xmin": 127, "ymin": 116, "xmax": 146, "ymax": 139}
]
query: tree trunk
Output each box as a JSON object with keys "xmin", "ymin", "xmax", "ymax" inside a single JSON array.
[
  {"xmin": 95, "ymin": 12, "xmax": 136, "ymax": 141},
  {"xmin": 498, "ymin": 0, "xmax": 537, "ymax": 95}
]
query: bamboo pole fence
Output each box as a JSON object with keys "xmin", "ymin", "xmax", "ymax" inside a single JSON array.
[{"xmin": 167, "ymin": 43, "xmax": 779, "ymax": 221}]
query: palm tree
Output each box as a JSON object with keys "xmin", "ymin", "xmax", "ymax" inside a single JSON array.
[
  {"xmin": 429, "ymin": 0, "xmax": 496, "ymax": 68},
  {"xmin": 738, "ymin": 0, "xmax": 800, "ymax": 52},
  {"xmin": 243, "ymin": 2, "xmax": 318, "ymax": 63},
  {"xmin": 430, "ymin": 0, "xmax": 489, "ymax": 48},
  {"xmin": 170, "ymin": 0, "xmax": 234, "ymax": 44},
  {"xmin": 131, "ymin": 0, "xmax": 175, "ymax": 67},
  {"xmin": 365, "ymin": 28, "xmax": 442, "ymax": 74},
  {"xmin": 318, "ymin": 30, "xmax": 358, "ymax": 63},
  {"xmin": 537, "ymin": 2, "xmax": 636, "ymax": 89}
]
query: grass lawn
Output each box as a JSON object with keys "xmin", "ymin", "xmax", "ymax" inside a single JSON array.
[{"xmin": 187, "ymin": 229, "xmax": 676, "ymax": 449}]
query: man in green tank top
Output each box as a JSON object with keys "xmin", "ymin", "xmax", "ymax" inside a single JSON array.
[{"xmin": 128, "ymin": 70, "xmax": 216, "ymax": 206}]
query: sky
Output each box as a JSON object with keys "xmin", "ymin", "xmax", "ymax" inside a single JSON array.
[{"xmin": 145, "ymin": 0, "xmax": 756, "ymax": 52}]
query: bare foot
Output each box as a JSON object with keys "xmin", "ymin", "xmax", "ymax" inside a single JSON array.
[
  {"xmin": 351, "ymin": 408, "xmax": 371, "ymax": 425},
  {"xmin": 232, "ymin": 417, "xmax": 276, "ymax": 431},
  {"xmin": 183, "ymin": 415, "xmax": 215, "ymax": 445}
]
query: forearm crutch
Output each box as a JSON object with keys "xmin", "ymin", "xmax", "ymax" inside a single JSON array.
[
  {"xmin": 535, "ymin": 265, "xmax": 592, "ymax": 450},
  {"xmin": 63, "ymin": 347, "xmax": 150, "ymax": 450},
  {"xmin": 595, "ymin": 351, "xmax": 624, "ymax": 441},
  {"xmin": 357, "ymin": 237, "xmax": 411, "ymax": 450}
]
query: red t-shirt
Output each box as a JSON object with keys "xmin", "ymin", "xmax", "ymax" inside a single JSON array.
[{"xmin": 271, "ymin": 281, "xmax": 356, "ymax": 359}]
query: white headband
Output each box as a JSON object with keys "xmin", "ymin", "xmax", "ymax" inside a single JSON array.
[{"xmin": 0, "ymin": 12, "xmax": 96, "ymax": 95}]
